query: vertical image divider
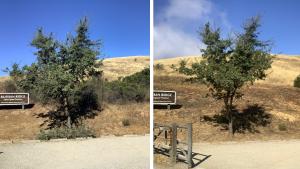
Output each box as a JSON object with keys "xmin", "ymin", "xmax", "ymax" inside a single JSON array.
[{"xmin": 149, "ymin": 0, "xmax": 154, "ymax": 168}]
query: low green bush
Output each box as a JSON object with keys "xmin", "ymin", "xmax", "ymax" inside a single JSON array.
[
  {"xmin": 278, "ymin": 124, "xmax": 287, "ymax": 131},
  {"xmin": 37, "ymin": 125, "xmax": 96, "ymax": 140},
  {"xmin": 104, "ymin": 68, "xmax": 149, "ymax": 103},
  {"xmin": 294, "ymin": 75, "xmax": 300, "ymax": 88},
  {"xmin": 154, "ymin": 63, "xmax": 164, "ymax": 71},
  {"xmin": 122, "ymin": 119, "xmax": 131, "ymax": 127}
]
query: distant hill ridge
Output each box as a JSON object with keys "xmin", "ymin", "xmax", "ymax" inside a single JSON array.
[
  {"xmin": 0, "ymin": 56, "xmax": 149, "ymax": 82},
  {"xmin": 155, "ymin": 54, "xmax": 300, "ymax": 86}
]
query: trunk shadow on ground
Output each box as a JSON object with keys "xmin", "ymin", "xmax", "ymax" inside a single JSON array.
[
  {"xmin": 34, "ymin": 108, "xmax": 99, "ymax": 129},
  {"xmin": 202, "ymin": 104, "xmax": 271, "ymax": 134}
]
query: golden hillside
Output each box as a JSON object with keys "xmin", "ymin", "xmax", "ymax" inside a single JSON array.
[
  {"xmin": 0, "ymin": 56, "xmax": 149, "ymax": 83},
  {"xmin": 102, "ymin": 56, "xmax": 149, "ymax": 80},
  {"xmin": 154, "ymin": 55, "xmax": 300, "ymax": 86}
]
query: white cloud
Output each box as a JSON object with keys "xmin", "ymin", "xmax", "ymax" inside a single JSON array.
[
  {"xmin": 164, "ymin": 0, "xmax": 212, "ymax": 21},
  {"xmin": 154, "ymin": 0, "xmax": 231, "ymax": 59},
  {"xmin": 154, "ymin": 24, "xmax": 203, "ymax": 58}
]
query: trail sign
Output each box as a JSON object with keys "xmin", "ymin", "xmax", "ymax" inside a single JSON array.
[
  {"xmin": 0, "ymin": 93, "xmax": 29, "ymax": 106},
  {"xmin": 154, "ymin": 90, "xmax": 176, "ymax": 105}
]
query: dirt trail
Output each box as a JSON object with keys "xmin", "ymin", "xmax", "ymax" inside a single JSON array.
[
  {"xmin": 0, "ymin": 136, "xmax": 149, "ymax": 169},
  {"xmin": 155, "ymin": 139, "xmax": 300, "ymax": 169}
]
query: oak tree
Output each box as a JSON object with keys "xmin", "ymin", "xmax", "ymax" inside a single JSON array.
[
  {"xmin": 178, "ymin": 16, "xmax": 273, "ymax": 135},
  {"xmin": 8, "ymin": 18, "xmax": 102, "ymax": 128}
]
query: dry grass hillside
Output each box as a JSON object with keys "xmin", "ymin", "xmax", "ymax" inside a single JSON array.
[
  {"xmin": 155, "ymin": 55, "xmax": 300, "ymax": 86},
  {"xmin": 102, "ymin": 56, "xmax": 149, "ymax": 81},
  {"xmin": 0, "ymin": 56, "xmax": 149, "ymax": 83},
  {"xmin": 0, "ymin": 56, "xmax": 149, "ymax": 141},
  {"xmin": 154, "ymin": 55, "xmax": 300, "ymax": 142}
]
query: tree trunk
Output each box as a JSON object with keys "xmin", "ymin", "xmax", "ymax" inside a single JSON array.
[
  {"xmin": 224, "ymin": 92, "xmax": 234, "ymax": 136},
  {"xmin": 67, "ymin": 115, "xmax": 71, "ymax": 128},
  {"xmin": 64, "ymin": 97, "xmax": 71, "ymax": 128},
  {"xmin": 228, "ymin": 93, "xmax": 235, "ymax": 136},
  {"xmin": 227, "ymin": 106, "xmax": 234, "ymax": 136},
  {"xmin": 228, "ymin": 114, "xmax": 233, "ymax": 135}
]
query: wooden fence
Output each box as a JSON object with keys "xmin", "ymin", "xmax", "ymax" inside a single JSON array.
[{"xmin": 154, "ymin": 123, "xmax": 192, "ymax": 168}]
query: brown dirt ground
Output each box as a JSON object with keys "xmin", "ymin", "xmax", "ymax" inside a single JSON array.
[{"xmin": 0, "ymin": 103, "xmax": 149, "ymax": 141}]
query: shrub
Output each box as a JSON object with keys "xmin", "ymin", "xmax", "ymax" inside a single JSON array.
[
  {"xmin": 170, "ymin": 64, "xmax": 176, "ymax": 70},
  {"xmin": 37, "ymin": 125, "xmax": 96, "ymax": 140},
  {"xmin": 104, "ymin": 68, "xmax": 149, "ymax": 103},
  {"xmin": 83, "ymin": 77, "xmax": 104, "ymax": 107},
  {"xmin": 294, "ymin": 75, "xmax": 300, "ymax": 88},
  {"xmin": 278, "ymin": 124, "xmax": 287, "ymax": 131},
  {"xmin": 122, "ymin": 119, "xmax": 130, "ymax": 127},
  {"xmin": 154, "ymin": 63, "xmax": 164, "ymax": 71}
]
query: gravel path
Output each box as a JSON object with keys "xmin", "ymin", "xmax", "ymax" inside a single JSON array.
[
  {"xmin": 155, "ymin": 139, "xmax": 300, "ymax": 169},
  {"xmin": 0, "ymin": 136, "xmax": 149, "ymax": 169}
]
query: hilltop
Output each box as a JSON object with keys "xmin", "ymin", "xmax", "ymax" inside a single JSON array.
[
  {"xmin": 102, "ymin": 56, "xmax": 149, "ymax": 80},
  {"xmin": 0, "ymin": 56, "xmax": 149, "ymax": 91},
  {"xmin": 154, "ymin": 54, "xmax": 300, "ymax": 86},
  {"xmin": 0, "ymin": 56, "xmax": 149, "ymax": 83}
]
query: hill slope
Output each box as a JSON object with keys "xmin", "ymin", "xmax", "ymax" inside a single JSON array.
[
  {"xmin": 0, "ymin": 56, "xmax": 149, "ymax": 91},
  {"xmin": 102, "ymin": 56, "xmax": 149, "ymax": 81},
  {"xmin": 154, "ymin": 54, "xmax": 300, "ymax": 142},
  {"xmin": 155, "ymin": 55, "xmax": 300, "ymax": 86}
]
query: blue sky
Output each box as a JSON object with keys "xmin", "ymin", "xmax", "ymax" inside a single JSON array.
[
  {"xmin": 0, "ymin": 0, "xmax": 149, "ymax": 75},
  {"xmin": 155, "ymin": 0, "xmax": 300, "ymax": 58}
]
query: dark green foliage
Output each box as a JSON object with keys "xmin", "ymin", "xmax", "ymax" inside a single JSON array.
[
  {"xmin": 170, "ymin": 64, "xmax": 176, "ymax": 70},
  {"xmin": 178, "ymin": 16, "xmax": 273, "ymax": 135},
  {"xmin": 7, "ymin": 17, "xmax": 102, "ymax": 128},
  {"xmin": 37, "ymin": 125, "xmax": 95, "ymax": 140},
  {"xmin": 105, "ymin": 68, "xmax": 150, "ymax": 103},
  {"xmin": 278, "ymin": 124, "xmax": 287, "ymax": 131},
  {"xmin": 4, "ymin": 63, "xmax": 23, "ymax": 81},
  {"xmin": 122, "ymin": 67, "xmax": 150, "ymax": 87},
  {"xmin": 122, "ymin": 119, "xmax": 131, "ymax": 127},
  {"xmin": 154, "ymin": 63, "xmax": 164, "ymax": 71},
  {"xmin": 294, "ymin": 75, "xmax": 300, "ymax": 88}
]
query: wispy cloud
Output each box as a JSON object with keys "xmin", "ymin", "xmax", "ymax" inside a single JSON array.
[{"xmin": 154, "ymin": 0, "xmax": 231, "ymax": 59}]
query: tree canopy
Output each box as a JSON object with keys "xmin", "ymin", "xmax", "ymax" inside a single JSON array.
[
  {"xmin": 8, "ymin": 17, "xmax": 102, "ymax": 128},
  {"xmin": 178, "ymin": 16, "xmax": 273, "ymax": 134}
]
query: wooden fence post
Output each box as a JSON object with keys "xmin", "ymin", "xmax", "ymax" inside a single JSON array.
[
  {"xmin": 170, "ymin": 123, "xmax": 177, "ymax": 164},
  {"xmin": 164, "ymin": 129, "xmax": 168, "ymax": 145}
]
